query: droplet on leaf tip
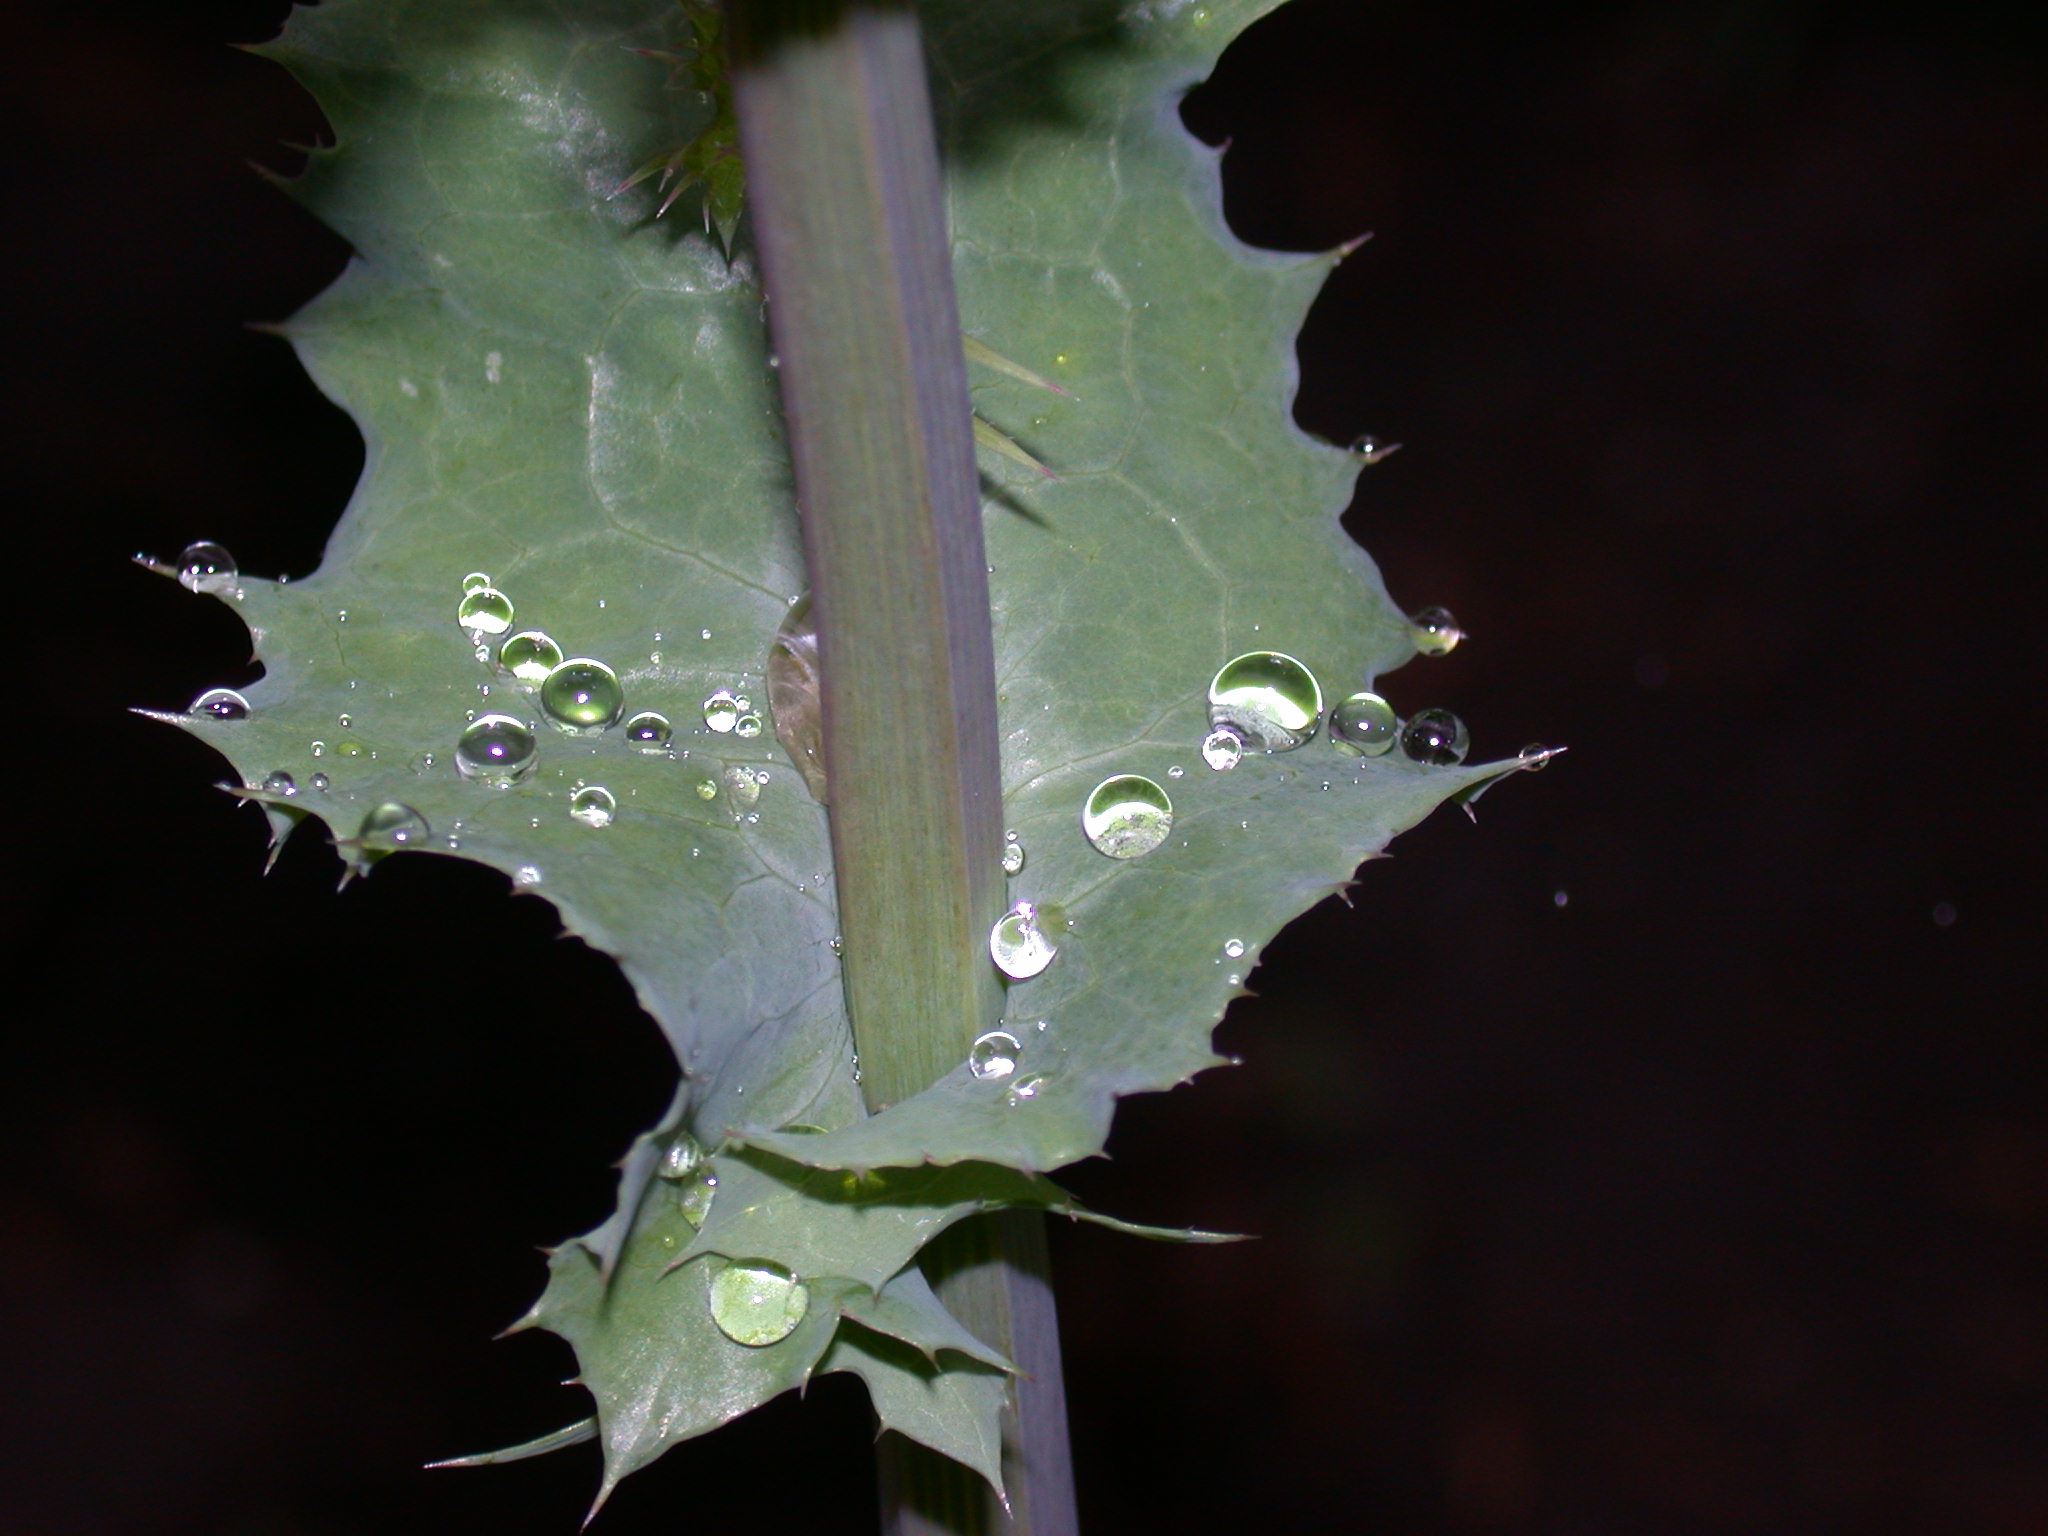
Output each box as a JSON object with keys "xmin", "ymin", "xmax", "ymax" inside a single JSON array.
[
  {"xmin": 189, "ymin": 687, "xmax": 250, "ymax": 721},
  {"xmin": 1409, "ymin": 606, "xmax": 1463, "ymax": 657},
  {"xmin": 178, "ymin": 541, "xmax": 237, "ymax": 596}
]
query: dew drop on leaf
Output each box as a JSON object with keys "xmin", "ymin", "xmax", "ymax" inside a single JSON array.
[
  {"xmin": 1208, "ymin": 651, "xmax": 1323, "ymax": 751},
  {"xmin": 569, "ymin": 784, "xmax": 617, "ymax": 827},
  {"xmin": 189, "ymin": 687, "xmax": 250, "ymax": 720},
  {"xmin": 178, "ymin": 541, "xmax": 237, "ymax": 596},
  {"xmin": 990, "ymin": 900, "xmax": 1058, "ymax": 980},
  {"xmin": 1201, "ymin": 726, "xmax": 1244, "ymax": 771},
  {"xmin": 261, "ymin": 770, "xmax": 296, "ymax": 796},
  {"xmin": 1081, "ymin": 774, "xmax": 1174, "ymax": 859},
  {"xmin": 1007, "ymin": 1073, "xmax": 1046, "ymax": 1105},
  {"xmin": 1400, "ymin": 708, "xmax": 1470, "ymax": 766},
  {"xmin": 1518, "ymin": 743, "xmax": 1555, "ymax": 770},
  {"xmin": 1223, "ymin": 938, "xmax": 1246, "ymax": 960},
  {"xmin": 310, "ymin": 772, "xmax": 330, "ymax": 792},
  {"xmin": 455, "ymin": 713, "xmax": 537, "ymax": 783},
  {"xmin": 540, "ymin": 658, "xmax": 623, "ymax": 730},
  {"xmin": 708, "ymin": 1260, "xmax": 807, "ymax": 1348},
  {"xmin": 1329, "ymin": 691, "xmax": 1399, "ymax": 757},
  {"xmin": 1409, "ymin": 606, "xmax": 1463, "ymax": 657},
  {"xmin": 694, "ymin": 777, "xmax": 719, "ymax": 802},
  {"xmin": 734, "ymin": 710, "xmax": 763, "ymax": 739},
  {"xmin": 499, "ymin": 630, "xmax": 562, "ymax": 684},
  {"xmin": 702, "ymin": 688, "xmax": 740, "ymax": 733},
  {"xmin": 461, "ymin": 571, "xmax": 491, "ymax": 593},
  {"xmin": 359, "ymin": 801, "xmax": 429, "ymax": 845},
  {"xmin": 624, "ymin": 711, "xmax": 673, "ymax": 751},
  {"xmin": 457, "ymin": 586, "xmax": 515, "ymax": 637},
  {"xmin": 657, "ymin": 1135, "xmax": 704, "ymax": 1181},
  {"xmin": 1001, "ymin": 832, "xmax": 1025, "ymax": 876},
  {"xmin": 969, "ymin": 1029, "xmax": 1022, "ymax": 1081},
  {"xmin": 723, "ymin": 766, "xmax": 762, "ymax": 809}
]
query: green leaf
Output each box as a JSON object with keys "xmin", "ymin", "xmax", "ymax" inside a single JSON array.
[{"xmin": 823, "ymin": 1320, "xmax": 1011, "ymax": 1498}]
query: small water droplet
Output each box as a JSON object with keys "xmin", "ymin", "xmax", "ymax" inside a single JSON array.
[
  {"xmin": 694, "ymin": 777, "xmax": 719, "ymax": 802},
  {"xmin": 1400, "ymin": 707, "xmax": 1470, "ymax": 766},
  {"xmin": 336, "ymin": 609, "xmax": 349, "ymax": 624},
  {"xmin": 734, "ymin": 711, "xmax": 763, "ymax": 738},
  {"xmin": 1553, "ymin": 890, "xmax": 1570, "ymax": 908},
  {"xmin": 657, "ymin": 1135, "xmax": 703, "ymax": 1181},
  {"xmin": 261, "ymin": 770, "xmax": 296, "ymax": 796},
  {"xmin": 498, "ymin": 630, "xmax": 562, "ymax": 684},
  {"xmin": 1209, "ymin": 651, "xmax": 1323, "ymax": 750},
  {"xmin": 189, "ymin": 687, "xmax": 250, "ymax": 720},
  {"xmin": 702, "ymin": 688, "xmax": 740, "ymax": 733},
  {"xmin": 337, "ymin": 713, "xmax": 353, "ymax": 729},
  {"xmin": 724, "ymin": 766, "xmax": 763, "ymax": 809},
  {"xmin": 310, "ymin": 740, "xmax": 325, "ymax": 757},
  {"xmin": 455, "ymin": 713, "xmax": 537, "ymax": 783},
  {"xmin": 540, "ymin": 658, "xmax": 623, "ymax": 730},
  {"xmin": 1201, "ymin": 726, "xmax": 1245, "ymax": 771},
  {"xmin": 1409, "ymin": 605, "xmax": 1463, "ymax": 657},
  {"xmin": 461, "ymin": 571, "xmax": 492, "ymax": 592},
  {"xmin": 829, "ymin": 934, "xmax": 844, "ymax": 956},
  {"xmin": 1000, "ymin": 835, "xmax": 1026, "ymax": 876},
  {"xmin": 457, "ymin": 586, "xmax": 515, "ymax": 637},
  {"xmin": 569, "ymin": 784, "xmax": 617, "ymax": 827},
  {"xmin": 1081, "ymin": 774, "xmax": 1174, "ymax": 859},
  {"xmin": 1006, "ymin": 1073, "xmax": 1046, "ymax": 1105},
  {"xmin": 1223, "ymin": 938, "xmax": 1246, "ymax": 960},
  {"xmin": 624, "ymin": 711, "xmax": 673, "ymax": 751},
  {"xmin": 969, "ymin": 1029, "xmax": 1022, "ymax": 1081},
  {"xmin": 359, "ymin": 802, "xmax": 429, "ymax": 846},
  {"xmin": 677, "ymin": 1168, "xmax": 718, "ymax": 1227},
  {"xmin": 700, "ymin": 628, "xmax": 712, "ymax": 641},
  {"xmin": 515, "ymin": 864, "xmax": 542, "ymax": 886},
  {"xmin": 1167, "ymin": 764, "xmax": 1186, "ymax": 779},
  {"xmin": 310, "ymin": 772, "xmax": 330, "ymax": 791},
  {"xmin": 177, "ymin": 541, "xmax": 237, "ymax": 596},
  {"xmin": 708, "ymin": 1259, "xmax": 808, "ymax": 1348},
  {"xmin": 1329, "ymin": 692, "xmax": 1399, "ymax": 757},
  {"xmin": 421, "ymin": 752, "xmax": 435, "ymax": 769},
  {"xmin": 1518, "ymin": 743, "xmax": 1554, "ymax": 770},
  {"xmin": 990, "ymin": 900, "xmax": 1058, "ymax": 980}
]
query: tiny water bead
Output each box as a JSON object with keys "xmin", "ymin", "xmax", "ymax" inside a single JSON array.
[
  {"xmin": 456, "ymin": 586, "xmax": 515, "ymax": 637},
  {"xmin": 657, "ymin": 1135, "xmax": 704, "ymax": 1181},
  {"xmin": 624, "ymin": 711, "xmax": 673, "ymax": 751},
  {"xmin": 1400, "ymin": 707, "xmax": 1470, "ymax": 766},
  {"xmin": 261, "ymin": 770, "xmax": 297, "ymax": 796},
  {"xmin": 310, "ymin": 772, "xmax": 331, "ymax": 791},
  {"xmin": 189, "ymin": 687, "xmax": 250, "ymax": 720},
  {"xmin": 455, "ymin": 713, "xmax": 537, "ymax": 783},
  {"xmin": 1329, "ymin": 691, "xmax": 1400, "ymax": 757},
  {"xmin": 1081, "ymin": 774, "xmax": 1174, "ymax": 859},
  {"xmin": 540, "ymin": 658, "xmax": 623, "ymax": 730},
  {"xmin": 569, "ymin": 784, "xmax": 617, "ymax": 827},
  {"xmin": 694, "ymin": 777, "xmax": 720, "ymax": 802},
  {"xmin": 990, "ymin": 901, "xmax": 1058, "ymax": 980},
  {"xmin": 1209, "ymin": 651, "xmax": 1323, "ymax": 751},
  {"xmin": 461, "ymin": 571, "xmax": 491, "ymax": 592},
  {"xmin": 1409, "ymin": 606, "xmax": 1463, "ymax": 657},
  {"xmin": 709, "ymin": 1260, "xmax": 809, "ymax": 1348},
  {"xmin": 499, "ymin": 630, "xmax": 562, "ymax": 684},
  {"xmin": 1006, "ymin": 1074, "xmax": 1046, "ymax": 1105},
  {"xmin": 1223, "ymin": 938, "xmax": 1246, "ymax": 960},
  {"xmin": 177, "ymin": 541, "xmax": 237, "ymax": 596},
  {"xmin": 359, "ymin": 802, "xmax": 429, "ymax": 845},
  {"xmin": 1001, "ymin": 833, "xmax": 1025, "ymax": 876},
  {"xmin": 1201, "ymin": 727, "xmax": 1245, "ymax": 771},
  {"xmin": 702, "ymin": 689, "xmax": 740, "ymax": 733},
  {"xmin": 969, "ymin": 1030, "xmax": 1022, "ymax": 1082},
  {"xmin": 1518, "ymin": 743, "xmax": 1556, "ymax": 770}
]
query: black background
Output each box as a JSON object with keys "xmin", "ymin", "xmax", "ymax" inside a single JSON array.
[{"xmin": 6, "ymin": 2, "xmax": 2046, "ymax": 1532}]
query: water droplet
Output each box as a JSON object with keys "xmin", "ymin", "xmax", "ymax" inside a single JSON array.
[
  {"xmin": 708, "ymin": 1259, "xmax": 809, "ymax": 1348},
  {"xmin": 657, "ymin": 1135, "xmax": 704, "ymax": 1181},
  {"xmin": 1329, "ymin": 691, "xmax": 1399, "ymax": 757},
  {"xmin": 1400, "ymin": 707, "xmax": 1470, "ymax": 766},
  {"xmin": 336, "ymin": 609, "xmax": 349, "ymax": 624},
  {"xmin": 499, "ymin": 630, "xmax": 562, "ymax": 684},
  {"xmin": 457, "ymin": 586, "xmax": 515, "ymax": 637},
  {"xmin": 694, "ymin": 778, "xmax": 719, "ymax": 802},
  {"xmin": 569, "ymin": 784, "xmax": 617, "ymax": 827},
  {"xmin": 1553, "ymin": 890, "xmax": 1570, "ymax": 908},
  {"xmin": 540, "ymin": 658, "xmax": 623, "ymax": 730},
  {"xmin": 1209, "ymin": 651, "xmax": 1323, "ymax": 750},
  {"xmin": 969, "ymin": 1029, "xmax": 1022, "ymax": 1082},
  {"xmin": 310, "ymin": 740, "xmax": 325, "ymax": 757},
  {"xmin": 1006, "ymin": 1073, "xmax": 1046, "ymax": 1105},
  {"xmin": 724, "ymin": 766, "xmax": 763, "ymax": 809},
  {"xmin": 829, "ymin": 934, "xmax": 844, "ymax": 956},
  {"xmin": 1350, "ymin": 435, "xmax": 1400, "ymax": 463},
  {"xmin": 189, "ymin": 687, "xmax": 250, "ymax": 720},
  {"xmin": 1081, "ymin": 774, "xmax": 1174, "ymax": 859},
  {"xmin": 359, "ymin": 802, "xmax": 428, "ymax": 845},
  {"xmin": 337, "ymin": 713, "xmax": 353, "ymax": 729},
  {"xmin": 1166, "ymin": 764, "xmax": 1186, "ymax": 779},
  {"xmin": 453, "ymin": 713, "xmax": 536, "ymax": 784},
  {"xmin": 515, "ymin": 864, "xmax": 542, "ymax": 886},
  {"xmin": 700, "ymin": 627, "xmax": 712, "ymax": 641},
  {"xmin": 677, "ymin": 1169, "xmax": 718, "ymax": 1228},
  {"xmin": 310, "ymin": 772, "xmax": 330, "ymax": 791},
  {"xmin": 1409, "ymin": 606, "xmax": 1463, "ymax": 657},
  {"xmin": 990, "ymin": 900, "xmax": 1058, "ymax": 980},
  {"xmin": 177, "ymin": 541, "xmax": 237, "ymax": 596},
  {"xmin": 624, "ymin": 711, "xmax": 673, "ymax": 751},
  {"xmin": 1223, "ymin": 938, "xmax": 1246, "ymax": 959},
  {"xmin": 734, "ymin": 711, "xmax": 763, "ymax": 738},
  {"xmin": 1201, "ymin": 727, "xmax": 1245, "ymax": 771},
  {"xmin": 702, "ymin": 688, "xmax": 740, "ymax": 733},
  {"xmin": 461, "ymin": 571, "xmax": 492, "ymax": 592},
  {"xmin": 1518, "ymin": 743, "xmax": 1554, "ymax": 770},
  {"xmin": 261, "ymin": 770, "xmax": 296, "ymax": 796},
  {"xmin": 1000, "ymin": 834, "xmax": 1026, "ymax": 876}
]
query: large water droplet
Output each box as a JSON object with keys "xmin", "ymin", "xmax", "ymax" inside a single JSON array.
[
  {"xmin": 624, "ymin": 711, "xmax": 673, "ymax": 751},
  {"xmin": 461, "ymin": 571, "xmax": 492, "ymax": 593},
  {"xmin": 1329, "ymin": 691, "xmax": 1399, "ymax": 757},
  {"xmin": 1409, "ymin": 606, "xmax": 1463, "ymax": 657},
  {"xmin": 734, "ymin": 711, "xmax": 763, "ymax": 738},
  {"xmin": 969, "ymin": 1029, "xmax": 1022, "ymax": 1081},
  {"xmin": 1201, "ymin": 727, "xmax": 1244, "ymax": 771},
  {"xmin": 178, "ymin": 541, "xmax": 237, "ymax": 596},
  {"xmin": 1400, "ymin": 707, "xmax": 1470, "ymax": 765},
  {"xmin": 723, "ymin": 766, "xmax": 763, "ymax": 809},
  {"xmin": 702, "ymin": 689, "xmax": 740, "ymax": 733},
  {"xmin": 540, "ymin": 658, "xmax": 623, "ymax": 730},
  {"xmin": 261, "ymin": 770, "xmax": 297, "ymax": 796},
  {"xmin": 359, "ymin": 802, "xmax": 429, "ymax": 845},
  {"xmin": 708, "ymin": 1259, "xmax": 809, "ymax": 1347},
  {"xmin": 658, "ymin": 1135, "xmax": 704, "ymax": 1181},
  {"xmin": 1081, "ymin": 774, "xmax": 1174, "ymax": 859},
  {"xmin": 455, "ymin": 713, "xmax": 537, "ymax": 783},
  {"xmin": 569, "ymin": 784, "xmax": 617, "ymax": 827},
  {"xmin": 990, "ymin": 901, "xmax": 1058, "ymax": 980},
  {"xmin": 189, "ymin": 687, "xmax": 250, "ymax": 720},
  {"xmin": 499, "ymin": 630, "xmax": 562, "ymax": 684},
  {"xmin": 457, "ymin": 586, "xmax": 515, "ymax": 637},
  {"xmin": 1209, "ymin": 651, "xmax": 1323, "ymax": 750},
  {"xmin": 1001, "ymin": 833, "xmax": 1025, "ymax": 876}
]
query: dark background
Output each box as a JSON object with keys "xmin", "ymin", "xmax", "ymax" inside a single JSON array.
[{"xmin": 7, "ymin": 1, "xmax": 2045, "ymax": 1532}]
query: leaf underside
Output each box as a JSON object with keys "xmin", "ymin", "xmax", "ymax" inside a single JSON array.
[{"xmin": 161, "ymin": 0, "xmax": 1535, "ymax": 1495}]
